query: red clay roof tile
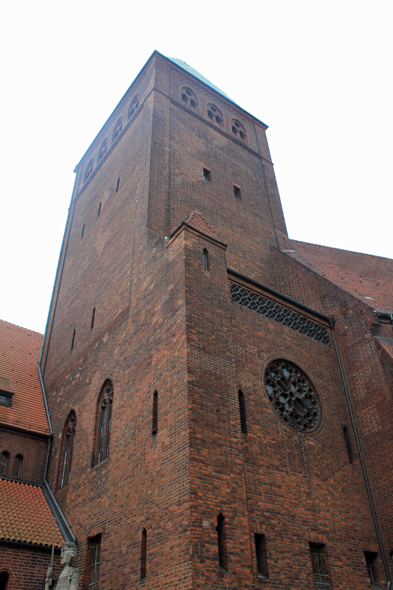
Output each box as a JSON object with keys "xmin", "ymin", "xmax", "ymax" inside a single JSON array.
[
  {"xmin": 0, "ymin": 478, "xmax": 63, "ymax": 547},
  {"xmin": 0, "ymin": 320, "xmax": 50, "ymax": 435}
]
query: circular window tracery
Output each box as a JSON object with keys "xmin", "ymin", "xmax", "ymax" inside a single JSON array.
[
  {"xmin": 264, "ymin": 359, "xmax": 320, "ymax": 432},
  {"xmin": 206, "ymin": 103, "xmax": 223, "ymax": 125},
  {"xmin": 128, "ymin": 96, "xmax": 139, "ymax": 120},
  {"xmin": 181, "ymin": 86, "xmax": 198, "ymax": 109}
]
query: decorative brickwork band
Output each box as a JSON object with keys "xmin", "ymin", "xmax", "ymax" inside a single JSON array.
[{"xmin": 230, "ymin": 282, "xmax": 330, "ymax": 345}]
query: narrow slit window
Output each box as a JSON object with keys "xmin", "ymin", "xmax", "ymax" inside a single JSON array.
[
  {"xmin": 140, "ymin": 529, "xmax": 147, "ymax": 580},
  {"xmin": 233, "ymin": 185, "xmax": 241, "ymax": 199},
  {"xmin": 71, "ymin": 329, "xmax": 76, "ymax": 351},
  {"xmin": 203, "ymin": 248, "xmax": 209, "ymax": 271},
  {"xmin": 87, "ymin": 535, "xmax": 101, "ymax": 590},
  {"xmin": 152, "ymin": 391, "xmax": 158, "ymax": 435},
  {"xmin": 254, "ymin": 533, "xmax": 268, "ymax": 579},
  {"xmin": 238, "ymin": 390, "xmax": 247, "ymax": 434},
  {"xmin": 91, "ymin": 308, "xmax": 96, "ymax": 330},
  {"xmin": 309, "ymin": 543, "xmax": 329, "ymax": 584},
  {"xmin": 13, "ymin": 454, "xmax": 23, "ymax": 478},
  {"xmin": 203, "ymin": 167, "xmax": 211, "ymax": 181},
  {"xmin": 364, "ymin": 551, "xmax": 379, "ymax": 584},
  {"xmin": 81, "ymin": 224, "xmax": 85, "ymax": 239},
  {"xmin": 98, "ymin": 202, "xmax": 102, "ymax": 216},
  {"xmin": 0, "ymin": 452, "xmax": 9, "ymax": 476},
  {"xmin": 116, "ymin": 178, "xmax": 120, "ymax": 192},
  {"xmin": 343, "ymin": 425, "xmax": 354, "ymax": 463},
  {"xmin": 216, "ymin": 513, "xmax": 228, "ymax": 574}
]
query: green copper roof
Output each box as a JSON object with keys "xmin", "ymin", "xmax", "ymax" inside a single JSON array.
[{"xmin": 167, "ymin": 57, "xmax": 231, "ymax": 101}]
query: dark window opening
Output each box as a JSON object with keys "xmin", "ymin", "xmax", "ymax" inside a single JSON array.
[
  {"xmin": 233, "ymin": 185, "xmax": 241, "ymax": 199},
  {"xmin": 140, "ymin": 529, "xmax": 147, "ymax": 580},
  {"xmin": 207, "ymin": 104, "xmax": 223, "ymax": 125},
  {"xmin": 181, "ymin": 87, "xmax": 198, "ymax": 109},
  {"xmin": 152, "ymin": 391, "xmax": 158, "ymax": 435},
  {"xmin": 238, "ymin": 390, "xmax": 247, "ymax": 434},
  {"xmin": 0, "ymin": 572, "xmax": 9, "ymax": 590},
  {"xmin": 0, "ymin": 394, "xmax": 11, "ymax": 408},
  {"xmin": 128, "ymin": 96, "xmax": 140, "ymax": 120},
  {"xmin": 61, "ymin": 413, "xmax": 76, "ymax": 488},
  {"xmin": 81, "ymin": 224, "xmax": 85, "ymax": 239},
  {"xmin": 203, "ymin": 248, "xmax": 209, "ymax": 271},
  {"xmin": 255, "ymin": 533, "xmax": 268, "ymax": 579},
  {"xmin": 216, "ymin": 513, "xmax": 228, "ymax": 574},
  {"xmin": 364, "ymin": 551, "xmax": 379, "ymax": 584},
  {"xmin": 84, "ymin": 159, "xmax": 94, "ymax": 182},
  {"xmin": 309, "ymin": 543, "xmax": 329, "ymax": 584},
  {"xmin": 71, "ymin": 329, "xmax": 76, "ymax": 351},
  {"xmin": 12, "ymin": 455, "xmax": 23, "ymax": 478},
  {"xmin": 203, "ymin": 167, "xmax": 211, "ymax": 181},
  {"xmin": 87, "ymin": 535, "xmax": 101, "ymax": 590},
  {"xmin": 98, "ymin": 202, "xmax": 102, "ymax": 216},
  {"xmin": 0, "ymin": 452, "xmax": 9, "ymax": 476},
  {"xmin": 343, "ymin": 425, "xmax": 354, "ymax": 463},
  {"xmin": 116, "ymin": 178, "xmax": 120, "ymax": 192},
  {"xmin": 97, "ymin": 381, "xmax": 113, "ymax": 464},
  {"xmin": 91, "ymin": 308, "xmax": 96, "ymax": 330}
]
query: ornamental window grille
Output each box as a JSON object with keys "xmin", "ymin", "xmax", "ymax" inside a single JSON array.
[
  {"xmin": 0, "ymin": 452, "xmax": 9, "ymax": 476},
  {"xmin": 309, "ymin": 544, "xmax": 329, "ymax": 584},
  {"xmin": 61, "ymin": 413, "xmax": 76, "ymax": 487},
  {"xmin": 98, "ymin": 139, "xmax": 108, "ymax": 163},
  {"xmin": 128, "ymin": 96, "xmax": 140, "ymax": 120},
  {"xmin": 112, "ymin": 118, "xmax": 123, "ymax": 143},
  {"xmin": 265, "ymin": 359, "xmax": 320, "ymax": 433},
  {"xmin": 84, "ymin": 159, "xmax": 94, "ymax": 182},
  {"xmin": 230, "ymin": 282, "xmax": 330, "ymax": 345},
  {"xmin": 231, "ymin": 119, "xmax": 247, "ymax": 141},
  {"xmin": 207, "ymin": 103, "xmax": 223, "ymax": 125},
  {"xmin": 97, "ymin": 381, "xmax": 113, "ymax": 464},
  {"xmin": 87, "ymin": 535, "xmax": 101, "ymax": 589},
  {"xmin": 181, "ymin": 86, "xmax": 198, "ymax": 109},
  {"xmin": 13, "ymin": 454, "xmax": 23, "ymax": 478}
]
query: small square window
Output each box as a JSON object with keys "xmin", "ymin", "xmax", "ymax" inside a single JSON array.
[
  {"xmin": 233, "ymin": 185, "xmax": 241, "ymax": 199},
  {"xmin": 0, "ymin": 393, "xmax": 11, "ymax": 408},
  {"xmin": 203, "ymin": 168, "xmax": 211, "ymax": 181}
]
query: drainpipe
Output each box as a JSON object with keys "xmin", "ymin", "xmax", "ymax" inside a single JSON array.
[{"xmin": 330, "ymin": 321, "xmax": 391, "ymax": 586}]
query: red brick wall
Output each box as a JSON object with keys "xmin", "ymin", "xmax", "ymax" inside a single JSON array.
[
  {"xmin": 0, "ymin": 430, "xmax": 48, "ymax": 483},
  {"xmin": 0, "ymin": 544, "xmax": 60, "ymax": 590}
]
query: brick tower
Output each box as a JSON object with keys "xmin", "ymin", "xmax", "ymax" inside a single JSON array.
[{"xmin": 41, "ymin": 52, "xmax": 393, "ymax": 589}]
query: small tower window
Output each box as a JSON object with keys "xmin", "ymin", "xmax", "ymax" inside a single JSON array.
[
  {"xmin": 206, "ymin": 103, "xmax": 223, "ymax": 125},
  {"xmin": 13, "ymin": 454, "xmax": 23, "ymax": 478},
  {"xmin": 255, "ymin": 533, "xmax": 268, "ymax": 579},
  {"xmin": 140, "ymin": 529, "xmax": 147, "ymax": 580},
  {"xmin": 81, "ymin": 224, "xmax": 85, "ymax": 239},
  {"xmin": 309, "ymin": 543, "xmax": 329, "ymax": 584},
  {"xmin": 180, "ymin": 86, "xmax": 198, "ymax": 109},
  {"xmin": 84, "ymin": 159, "xmax": 94, "ymax": 182},
  {"xmin": 152, "ymin": 391, "xmax": 158, "ymax": 435},
  {"xmin": 91, "ymin": 308, "xmax": 96, "ymax": 330},
  {"xmin": 203, "ymin": 248, "xmax": 209, "ymax": 271},
  {"xmin": 343, "ymin": 425, "xmax": 354, "ymax": 463},
  {"xmin": 216, "ymin": 513, "xmax": 228, "ymax": 574},
  {"xmin": 98, "ymin": 139, "xmax": 108, "ymax": 163},
  {"xmin": 112, "ymin": 118, "xmax": 123, "ymax": 143},
  {"xmin": 116, "ymin": 178, "xmax": 120, "ymax": 192},
  {"xmin": 233, "ymin": 185, "xmax": 241, "ymax": 199},
  {"xmin": 231, "ymin": 119, "xmax": 247, "ymax": 141},
  {"xmin": 0, "ymin": 452, "xmax": 9, "ymax": 476},
  {"xmin": 203, "ymin": 168, "xmax": 211, "ymax": 181},
  {"xmin": 238, "ymin": 390, "xmax": 247, "ymax": 435},
  {"xmin": 71, "ymin": 329, "xmax": 76, "ymax": 351},
  {"xmin": 128, "ymin": 96, "xmax": 140, "ymax": 120},
  {"xmin": 97, "ymin": 202, "xmax": 102, "ymax": 216}
]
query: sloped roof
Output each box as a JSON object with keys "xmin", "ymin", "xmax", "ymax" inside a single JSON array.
[
  {"xmin": 0, "ymin": 320, "xmax": 50, "ymax": 435},
  {"xmin": 0, "ymin": 479, "xmax": 63, "ymax": 547},
  {"xmin": 290, "ymin": 240, "xmax": 393, "ymax": 312},
  {"xmin": 167, "ymin": 57, "xmax": 231, "ymax": 100},
  {"xmin": 185, "ymin": 210, "xmax": 224, "ymax": 244},
  {"xmin": 375, "ymin": 337, "xmax": 393, "ymax": 359}
]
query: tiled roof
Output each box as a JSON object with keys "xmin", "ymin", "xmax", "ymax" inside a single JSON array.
[
  {"xmin": 185, "ymin": 210, "xmax": 224, "ymax": 244},
  {"xmin": 375, "ymin": 337, "xmax": 393, "ymax": 360},
  {"xmin": 0, "ymin": 320, "xmax": 50, "ymax": 435},
  {"xmin": 0, "ymin": 479, "xmax": 63, "ymax": 547},
  {"xmin": 290, "ymin": 240, "xmax": 393, "ymax": 312}
]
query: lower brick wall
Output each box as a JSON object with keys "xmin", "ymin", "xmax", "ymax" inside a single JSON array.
[{"xmin": 0, "ymin": 544, "xmax": 60, "ymax": 590}]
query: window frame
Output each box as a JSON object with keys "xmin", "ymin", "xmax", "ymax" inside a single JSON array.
[
  {"xmin": 95, "ymin": 381, "xmax": 114, "ymax": 465},
  {"xmin": 0, "ymin": 452, "xmax": 9, "ymax": 476},
  {"xmin": 86, "ymin": 535, "xmax": 101, "ymax": 590}
]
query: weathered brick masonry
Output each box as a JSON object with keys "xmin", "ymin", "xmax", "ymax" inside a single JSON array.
[{"xmin": 39, "ymin": 51, "xmax": 393, "ymax": 589}]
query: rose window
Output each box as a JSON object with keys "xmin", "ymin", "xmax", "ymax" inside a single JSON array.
[{"xmin": 264, "ymin": 359, "xmax": 320, "ymax": 432}]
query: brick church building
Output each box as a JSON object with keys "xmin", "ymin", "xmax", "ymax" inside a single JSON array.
[{"xmin": 1, "ymin": 51, "xmax": 393, "ymax": 589}]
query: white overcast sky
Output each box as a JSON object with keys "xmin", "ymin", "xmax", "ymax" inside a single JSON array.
[{"xmin": 1, "ymin": 0, "xmax": 392, "ymax": 333}]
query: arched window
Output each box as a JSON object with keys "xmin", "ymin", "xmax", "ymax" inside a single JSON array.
[
  {"xmin": 112, "ymin": 118, "xmax": 123, "ymax": 143},
  {"xmin": 12, "ymin": 454, "xmax": 23, "ymax": 478},
  {"xmin": 0, "ymin": 571, "xmax": 9, "ymax": 590},
  {"xmin": 231, "ymin": 119, "xmax": 247, "ymax": 141},
  {"xmin": 0, "ymin": 452, "xmax": 9, "ymax": 476},
  {"xmin": 206, "ymin": 103, "xmax": 223, "ymax": 125},
  {"xmin": 60, "ymin": 412, "xmax": 76, "ymax": 488},
  {"xmin": 216, "ymin": 513, "xmax": 228, "ymax": 573},
  {"xmin": 180, "ymin": 86, "xmax": 198, "ymax": 109},
  {"xmin": 128, "ymin": 96, "xmax": 140, "ymax": 120},
  {"xmin": 96, "ymin": 381, "xmax": 113, "ymax": 464},
  {"xmin": 84, "ymin": 159, "xmax": 94, "ymax": 182},
  {"xmin": 98, "ymin": 139, "xmax": 108, "ymax": 163}
]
